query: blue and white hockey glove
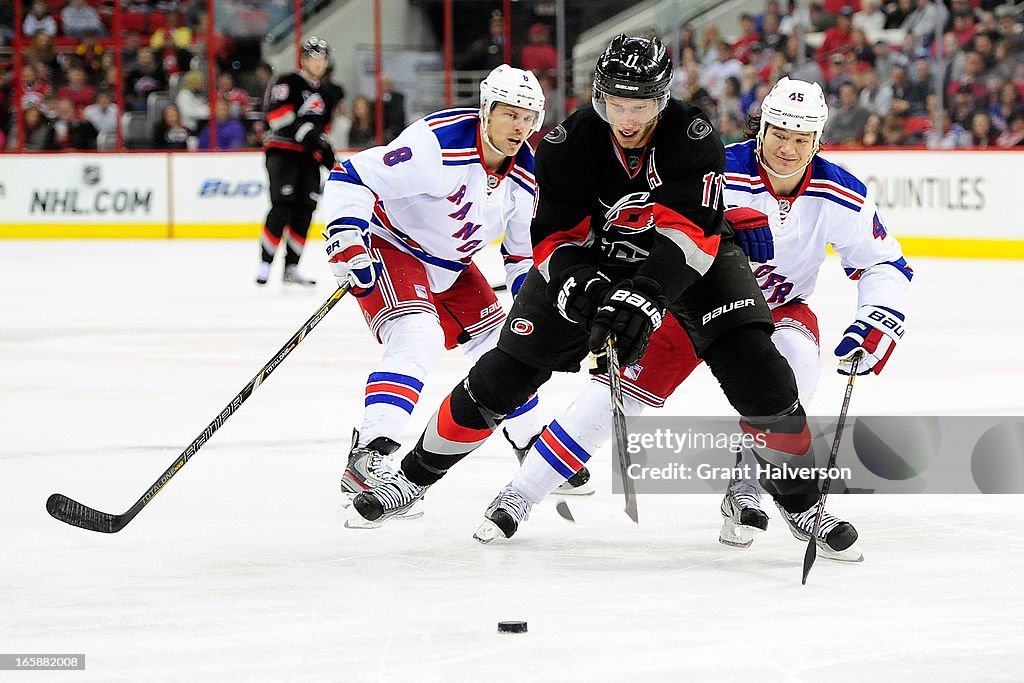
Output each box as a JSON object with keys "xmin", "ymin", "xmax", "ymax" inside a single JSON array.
[
  {"xmin": 725, "ymin": 207, "xmax": 773, "ymax": 263},
  {"xmin": 834, "ymin": 304, "xmax": 906, "ymax": 375},
  {"xmin": 325, "ymin": 224, "xmax": 376, "ymax": 296}
]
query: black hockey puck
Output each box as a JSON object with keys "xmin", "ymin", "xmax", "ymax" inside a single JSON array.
[{"xmin": 497, "ymin": 620, "xmax": 527, "ymax": 634}]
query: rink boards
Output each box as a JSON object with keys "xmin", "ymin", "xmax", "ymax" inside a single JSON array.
[{"xmin": 1, "ymin": 149, "xmax": 1022, "ymax": 258}]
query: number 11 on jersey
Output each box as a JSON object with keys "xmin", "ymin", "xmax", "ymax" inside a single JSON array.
[{"xmin": 701, "ymin": 172, "xmax": 724, "ymax": 209}]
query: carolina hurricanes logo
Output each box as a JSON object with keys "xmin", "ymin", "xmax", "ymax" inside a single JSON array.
[
  {"xmin": 602, "ymin": 192, "xmax": 655, "ymax": 234},
  {"xmin": 299, "ymin": 92, "xmax": 326, "ymax": 115},
  {"xmin": 510, "ymin": 318, "xmax": 534, "ymax": 335}
]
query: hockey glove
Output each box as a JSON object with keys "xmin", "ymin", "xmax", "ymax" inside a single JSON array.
[
  {"xmin": 588, "ymin": 277, "xmax": 667, "ymax": 366},
  {"xmin": 725, "ymin": 207, "xmax": 773, "ymax": 263},
  {"xmin": 550, "ymin": 264, "xmax": 611, "ymax": 329},
  {"xmin": 834, "ymin": 304, "xmax": 906, "ymax": 375},
  {"xmin": 325, "ymin": 225, "xmax": 377, "ymax": 296},
  {"xmin": 314, "ymin": 135, "xmax": 337, "ymax": 170}
]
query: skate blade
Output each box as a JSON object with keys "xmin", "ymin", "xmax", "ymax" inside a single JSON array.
[
  {"xmin": 817, "ymin": 543, "xmax": 864, "ymax": 563},
  {"xmin": 344, "ymin": 513, "xmax": 384, "ymax": 529},
  {"xmin": 551, "ymin": 481, "xmax": 595, "ymax": 496},
  {"xmin": 473, "ymin": 519, "xmax": 508, "ymax": 544},
  {"xmin": 718, "ymin": 519, "xmax": 766, "ymax": 548}
]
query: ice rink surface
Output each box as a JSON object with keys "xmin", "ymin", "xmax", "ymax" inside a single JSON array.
[{"xmin": 3, "ymin": 240, "xmax": 1024, "ymax": 682}]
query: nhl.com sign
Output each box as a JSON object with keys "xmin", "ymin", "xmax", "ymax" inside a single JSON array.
[{"xmin": 29, "ymin": 163, "xmax": 154, "ymax": 216}]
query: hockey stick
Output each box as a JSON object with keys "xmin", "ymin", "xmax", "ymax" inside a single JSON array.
[
  {"xmin": 801, "ymin": 352, "xmax": 862, "ymax": 584},
  {"xmin": 46, "ymin": 285, "xmax": 351, "ymax": 533},
  {"xmin": 605, "ymin": 337, "xmax": 639, "ymax": 523}
]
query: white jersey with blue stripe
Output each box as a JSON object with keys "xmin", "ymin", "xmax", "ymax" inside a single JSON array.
[
  {"xmin": 321, "ymin": 107, "xmax": 535, "ymax": 293},
  {"xmin": 724, "ymin": 139, "xmax": 912, "ymax": 312}
]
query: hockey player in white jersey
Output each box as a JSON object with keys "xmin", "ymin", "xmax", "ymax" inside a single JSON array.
[
  {"xmin": 321, "ymin": 65, "xmax": 589, "ymax": 511},
  {"xmin": 475, "ymin": 77, "xmax": 912, "ymax": 561}
]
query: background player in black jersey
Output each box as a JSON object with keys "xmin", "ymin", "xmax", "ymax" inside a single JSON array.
[
  {"xmin": 346, "ymin": 35, "xmax": 846, "ymax": 550},
  {"xmin": 256, "ymin": 36, "xmax": 342, "ymax": 286}
]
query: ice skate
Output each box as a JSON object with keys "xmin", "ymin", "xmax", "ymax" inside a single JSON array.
[
  {"xmin": 505, "ymin": 428, "xmax": 594, "ymax": 496},
  {"xmin": 283, "ymin": 264, "xmax": 316, "ymax": 286},
  {"xmin": 775, "ymin": 500, "xmax": 863, "ymax": 562},
  {"xmin": 473, "ymin": 483, "xmax": 534, "ymax": 543},
  {"xmin": 256, "ymin": 261, "xmax": 271, "ymax": 285},
  {"xmin": 719, "ymin": 479, "xmax": 770, "ymax": 548},
  {"xmin": 348, "ymin": 469, "xmax": 429, "ymax": 529},
  {"xmin": 340, "ymin": 431, "xmax": 400, "ymax": 500}
]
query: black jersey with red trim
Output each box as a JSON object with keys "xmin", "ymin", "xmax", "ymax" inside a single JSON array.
[
  {"xmin": 263, "ymin": 71, "xmax": 341, "ymax": 153},
  {"xmin": 532, "ymin": 100, "xmax": 727, "ymax": 302}
]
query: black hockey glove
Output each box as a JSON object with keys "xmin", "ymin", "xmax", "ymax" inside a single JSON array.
[
  {"xmin": 588, "ymin": 277, "xmax": 667, "ymax": 366},
  {"xmin": 550, "ymin": 264, "xmax": 611, "ymax": 330},
  {"xmin": 313, "ymin": 134, "xmax": 337, "ymax": 170}
]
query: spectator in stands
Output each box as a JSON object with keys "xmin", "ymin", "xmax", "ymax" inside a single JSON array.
[
  {"xmin": 948, "ymin": 84, "xmax": 981, "ymax": 128},
  {"xmin": 698, "ymin": 24, "xmax": 722, "ymax": 64},
  {"xmin": 860, "ymin": 112, "xmax": 884, "ymax": 145},
  {"xmin": 990, "ymin": 82, "xmax": 1022, "ymax": 133},
  {"xmin": 809, "ymin": 2, "xmax": 837, "ymax": 32},
  {"xmin": 327, "ymin": 99, "xmax": 351, "ymax": 150},
  {"xmin": 825, "ymin": 52, "xmax": 853, "ymax": 101},
  {"xmin": 906, "ymin": 57, "xmax": 931, "ymax": 115},
  {"xmin": 250, "ymin": 62, "xmax": 274, "ymax": 108},
  {"xmin": 56, "ymin": 64, "xmax": 96, "ymax": 118},
  {"xmin": 996, "ymin": 111, "xmax": 1024, "ymax": 147},
  {"xmin": 18, "ymin": 63, "xmax": 51, "ymax": 110},
  {"xmin": 348, "ymin": 95, "xmax": 375, "ymax": 149},
  {"xmin": 825, "ymin": 81, "xmax": 871, "ymax": 143},
  {"xmin": 24, "ymin": 30, "xmax": 59, "ymax": 79},
  {"xmin": 923, "ymin": 108, "xmax": 970, "ymax": 148},
  {"xmin": 718, "ymin": 75, "xmax": 744, "ymax": 120},
  {"xmin": 901, "ymin": 0, "xmax": 948, "ymax": 46},
  {"xmin": 380, "ymin": 75, "xmax": 405, "ymax": 144},
  {"xmin": 950, "ymin": 9, "xmax": 977, "ymax": 49},
  {"xmin": 150, "ymin": 10, "xmax": 193, "ymax": 51},
  {"xmin": 718, "ymin": 110, "xmax": 744, "ymax": 144},
  {"xmin": 671, "ymin": 47, "xmax": 701, "ymax": 99},
  {"xmin": 61, "ymin": 0, "xmax": 106, "ymax": 39},
  {"xmin": 886, "ymin": 63, "xmax": 912, "ymax": 115},
  {"xmin": 52, "ymin": 96, "xmax": 94, "ymax": 149},
  {"xmin": 854, "ymin": 0, "xmax": 886, "ymax": 34},
  {"xmin": 23, "ymin": 1, "xmax": 56, "ymax": 38},
  {"xmin": 881, "ymin": 114, "xmax": 907, "ymax": 144},
  {"xmin": 732, "ymin": 13, "xmax": 762, "ymax": 64},
  {"xmin": 858, "ymin": 67, "xmax": 893, "ymax": 115},
  {"xmin": 152, "ymin": 102, "xmax": 191, "ymax": 149},
  {"xmin": 761, "ymin": 11, "xmax": 787, "ymax": 53},
  {"xmin": 217, "ymin": 72, "xmax": 251, "ymax": 119},
  {"xmin": 121, "ymin": 31, "xmax": 143, "ymax": 72},
  {"xmin": 175, "ymin": 70, "xmax": 209, "ymax": 130},
  {"xmin": 817, "ymin": 6, "xmax": 856, "ymax": 64},
  {"xmin": 947, "ymin": 51, "xmax": 989, "ymax": 103},
  {"xmin": 520, "ymin": 22, "xmax": 558, "ymax": 93},
  {"xmin": 780, "ymin": 0, "xmax": 811, "ymax": 36},
  {"xmin": 10, "ymin": 104, "xmax": 55, "ymax": 150},
  {"xmin": 883, "ymin": 0, "xmax": 914, "ymax": 30},
  {"xmin": 198, "ymin": 99, "xmax": 245, "ymax": 150},
  {"xmin": 969, "ymin": 110, "xmax": 996, "ymax": 147},
  {"xmin": 126, "ymin": 47, "xmax": 168, "ymax": 112},
  {"xmin": 74, "ymin": 29, "xmax": 106, "ymax": 83},
  {"xmin": 83, "ymin": 87, "xmax": 117, "ymax": 148},
  {"xmin": 700, "ymin": 41, "xmax": 743, "ymax": 100},
  {"xmin": 676, "ymin": 23, "xmax": 697, "ymax": 55},
  {"xmin": 455, "ymin": 10, "xmax": 506, "ymax": 71},
  {"xmin": 870, "ymin": 39, "xmax": 895, "ymax": 79}
]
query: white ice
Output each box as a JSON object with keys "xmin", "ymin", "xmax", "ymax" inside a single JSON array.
[{"xmin": 2, "ymin": 240, "xmax": 1023, "ymax": 682}]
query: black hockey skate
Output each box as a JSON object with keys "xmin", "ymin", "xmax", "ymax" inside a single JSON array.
[
  {"xmin": 775, "ymin": 501, "xmax": 863, "ymax": 562},
  {"xmin": 719, "ymin": 479, "xmax": 770, "ymax": 548},
  {"xmin": 473, "ymin": 484, "xmax": 533, "ymax": 543}
]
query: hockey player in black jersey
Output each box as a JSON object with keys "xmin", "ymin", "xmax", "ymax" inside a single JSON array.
[
  {"xmin": 347, "ymin": 35, "xmax": 843, "ymax": 545},
  {"xmin": 256, "ymin": 36, "xmax": 343, "ymax": 286}
]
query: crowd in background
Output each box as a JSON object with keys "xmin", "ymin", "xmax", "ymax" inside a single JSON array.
[{"xmin": 2, "ymin": 0, "xmax": 1023, "ymax": 152}]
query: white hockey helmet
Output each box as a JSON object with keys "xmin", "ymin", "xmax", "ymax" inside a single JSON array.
[
  {"xmin": 756, "ymin": 77, "xmax": 829, "ymax": 178},
  {"xmin": 758, "ymin": 77, "xmax": 828, "ymax": 148},
  {"xmin": 479, "ymin": 64, "xmax": 546, "ymax": 136}
]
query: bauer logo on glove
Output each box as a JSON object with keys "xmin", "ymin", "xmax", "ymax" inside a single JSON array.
[{"xmin": 834, "ymin": 304, "xmax": 906, "ymax": 375}]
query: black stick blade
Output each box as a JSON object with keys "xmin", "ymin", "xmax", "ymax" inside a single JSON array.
[
  {"xmin": 801, "ymin": 536, "xmax": 817, "ymax": 585},
  {"xmin": 46, "ymin": 494, "xmax": 122, "ymax": 534},
  {"xmin": 555, "ymin": 501, "xmax": 575, "ymax": 522}
]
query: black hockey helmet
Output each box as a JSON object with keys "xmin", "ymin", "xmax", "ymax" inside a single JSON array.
[
  {"xmin": 301, "ymin": 36, "xmax": 330, "ymax": 59},
  {"xmin": 592, "ymin": 34, "xmax": 672, "ymax": 121}
]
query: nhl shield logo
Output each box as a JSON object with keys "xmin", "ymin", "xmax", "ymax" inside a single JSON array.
[
  {"xmin": 83, "ymin": 165, "xmax": 101, "ymax": 186},
  {"xmin": 487, "ymin": 175, "xmax": 499, "ymax": 189}
]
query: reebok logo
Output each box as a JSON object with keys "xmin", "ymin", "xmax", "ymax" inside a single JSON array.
[{"xmin": 702, "ymin": 298, "xmax": 756, "ymax": 326}]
